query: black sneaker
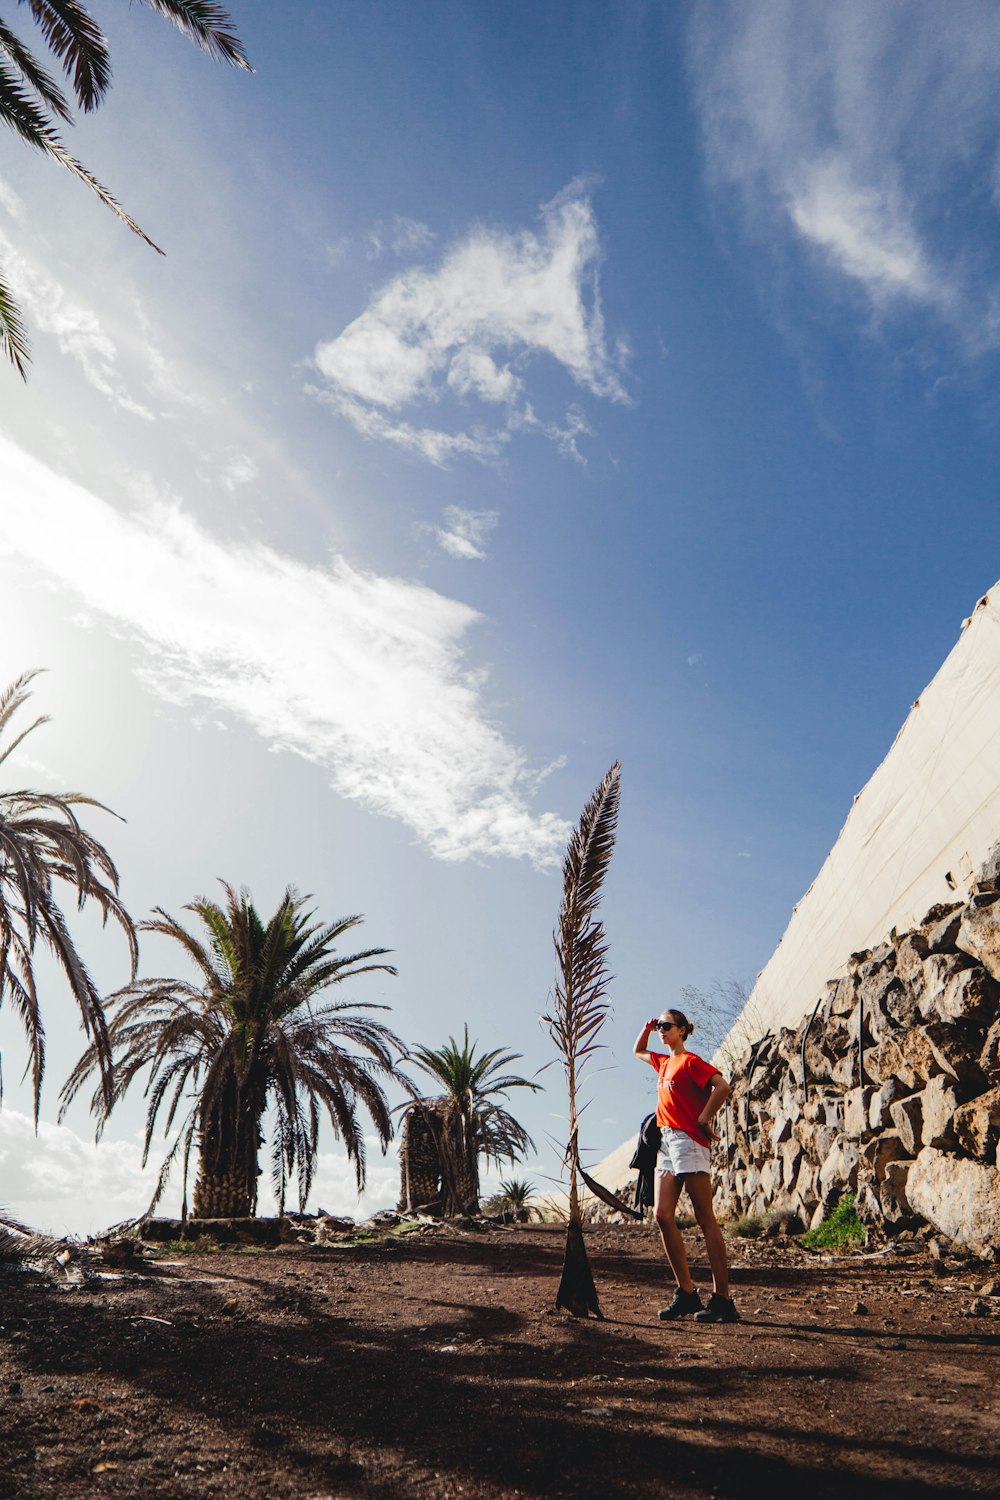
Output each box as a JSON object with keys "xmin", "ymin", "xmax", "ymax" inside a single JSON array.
[
  {"xmin": 658, "ymin": 1287, "xmax": 703, "ymax": 1320},
  {"xmin": 694, "ymin": 1293, "xmax": 740, "ymax": 1324}
]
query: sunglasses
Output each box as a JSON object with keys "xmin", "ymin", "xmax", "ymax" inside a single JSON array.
[{"xmin": 655, "ymin": 1020, "xmax": 681, "ymax": 1032}]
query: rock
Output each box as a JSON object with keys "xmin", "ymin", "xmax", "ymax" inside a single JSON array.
[
  {"xmin": 978, "ymin": 1279, "xmax": 1000, "ymax": 1296},
  {"xmin": 952, "ymin": 1086, "xmax": 1000, "ymax": 1162},
  {"xmin": 818, "ymin": 1138, "xmax": 859, "ymax": 1201},
  {"xmin": 957, "ymin": 903, "xmax": 1000, "ymax": 984},
  {"xmin": 861, "ymin": 1130, "xmax": 911, "ymax": 1183},
  {"xmin": 981, "ymin": 1019, "xmax": 1000, "ymax": 1082},
  {"xmin": 871, "ymin": 1035, "xmax": 919, "ymax": 1091},
  {"xmin": 829, "ymin": 976, "xmax": 857, "ymax": 1018},
  {"xmin": 869, "ymin": 1078, "xmax": 908, "ymax": 1131},
  {"xmin": 853, "ymin": 1301, "xmax": 869, "ymax": 1315},
  {"xmin": 905, "ymin": 1147, "xmax": 1000, "ymax": 1258},
  {"xmin": 780, "ymin": 1139, "xmax": 803, "ymax": 1189},
  {"xmin": 844, "ymin": 1085, "xmax": 873, "ymax": 1138},
  {"xmin": 920, "ymin": 1076, "xmax": 961, "ymax": 1150},
  {"xmin": 921, "ymin": 1023, "xmax": 988, "ymax": 1087},
  {"xmin": 894, "ymin": 931, "xmax": 928, "ymax": 985},
  {"xmin": 880, "ymin": 1159, "xmax": 913, "ymax": 1219},
  {"xmin": 770, "ymin": 1115, "xmax": 792, "ymax": 1150},
  {"xmin": 920, "ymin": 901, "xmax": 963, "ymax": 927},
  {"xmin": 964, "ymin": 1299, "xmax": 991, "ymax": 1318},
  {"xmin": 883, "ymin": 983, "xmax": 920, "ymax": 1031},
  {"xmin": 917, "ymin": 959, "xmax": 995, "ymax": 1025},
  {"xmin": 926, "ymin": 909, "xmax": 964, "ymax": 954},
  {"xmin": 890, "ymin": 1094, "xmax": 925, "ymax": 1155}
]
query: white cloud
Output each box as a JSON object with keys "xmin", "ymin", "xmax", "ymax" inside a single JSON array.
[
  {"xmin": 220, "ymin": 453, "xmax": 259, "ymax": 491},
  {"xmin": 312, "ymin": 184, "xmax": 627, "ymax": 465},
  {"xmin": 367, "ymin": 214, "xmax": 437, "ymax": 260},
  {"xmin": 0, "ymin": 1109, "xmax": 166, "ymax": 1237},
  {"xmin": 688, "ymin": 0, "xmax": 1000, "ymax": 344},
  {"xmin": 0, "ymin": 232, "xmax": 154, "ymax": 417},
  {"xmin": 0, "ymin": 435, "xmax": 569, "ymax": 867},
  {"xmin": 435, "ymin": 506, "xmax": 500, "ymax": 561},
  {"xmin": 0, "ymin": 174, "xmax": 25, "ymax": 220},
  {"xmin": 0, "ymin": 1108, "xmax": 400, "ymax": 1237}
]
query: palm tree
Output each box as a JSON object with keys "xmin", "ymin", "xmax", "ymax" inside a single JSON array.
[
  {"xmin": 403, "ymin": 1027, "xmax": 540, "ymax": 1216},
  {"xmin": 0, "ymin": 1, "xmax": 251, "ymax": 375},
  {"xmin": 0, "ymin": 670, "xmax": 137, "ymax": 1119},
  {"xmin": 61, "ymin": 882, "xmax": 404, "ymax": 1220}
]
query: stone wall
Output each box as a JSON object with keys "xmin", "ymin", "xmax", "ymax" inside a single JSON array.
[{"xmin": 715, "ymin": 887, "xmax": 1000, "ymax": 1257}]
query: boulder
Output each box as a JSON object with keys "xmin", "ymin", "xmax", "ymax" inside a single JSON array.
[
  {"xmin": 917, "ymin": 960, "xmax": 996, "ymax": 1025},
  {"xmin": 770, "ymin": 1114, "xmax": 793, "ymax": 1150},
  {"xmin": 780, "ymin": 1138, "xmax": 803, "ymax": 1189},
  {"xmin": 920, "ymin": 901, "xmax": 963, "ymax": 928},
  {"xmin": 981, "ymin": 1019, "xmax": 1000, "ymax": 1082},
  {"xmin": 906, "ymin": 1148, "xmax": 1000, "ymax": 1258},
  {"xmin": 861, "ymin": 1130, "xmax": 911, "ymax": 1183},
  {"xmin": 894, "ymin": 931, "xmax": 929, "ymax": 987},
  {"xmin": 880, "ymin": 1159, "xmax": 914, "ymax": 1221},
  {"xmin": 926, "ymin": 909, "xmax": 964, "ymax": 954},
  {"xmin": 869, "ymin": 1078, "xmax": 908, "ymax": 1132},
  {"xmin": 890, "ymin": 1093, "xmax": 925, "ymax": 1156},
  {"xmin": 952, "ymin": 1086, "xmax": 1000, "ymax": 1163},
  {"xmin": 957, "ymin": 903, "xmax": 1000, "ymax": 984},
  {"xmin": 920, "ymin": 1075, "xmax": 962, "ymax": 1150},
  {"xmin": 818, "ymin": 1138, "xmax": 859, "ymax": 1201},
  {"xmin": 883, "ymin": 982, "xmax": 921, "ymax": 1031},
  {"xmin": 870, "ymin": 1035, "xmax": 919, "ymax": 1091},
  {"xmin": 844, "ymin": 1085, "xmax": 873, "ymax": 1138},
  {"xmin": 828, "ymin": 976, "xmax": 857, "ymax": 1018},
  {"xmin": 921, "ymin": 1022, "xmax": 988, "ymax": 1087}
]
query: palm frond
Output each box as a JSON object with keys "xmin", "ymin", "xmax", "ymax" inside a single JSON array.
[
  {"xmin": 20, "ymin": 1, "xmax": 112, "ymax": 111},
  {"xmin": 136, "ymin": 1, "xmax": 251, "ymax": 70},
  {"xmin": 0, "ymin": 269, "xmax": 29, "ymax": 377}
]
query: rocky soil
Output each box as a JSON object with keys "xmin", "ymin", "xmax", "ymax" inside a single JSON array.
[{"xmin": 1, "ymin": 1220, "xmax": 998, "ymax": 1499}]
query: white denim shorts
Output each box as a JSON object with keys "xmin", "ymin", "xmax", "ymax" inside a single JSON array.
[{"xmin": 657, "ymin": 1127, "xmax": 711, "ymax": 1177}]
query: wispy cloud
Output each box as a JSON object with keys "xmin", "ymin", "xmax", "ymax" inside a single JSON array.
[
  {"xmin": 0, "ymin": 436, "xmax": 569, "ymax": 867},
  {"xmin": 688, "ymin": 0, "xmax": 1000, "ymax": 346},
  {"xmin": 311, "ymin": 183, "xmax": 628, "ymax": 465},
  {"xmin": 435, "ymin": 506, "xmax": 499, "ymax": 561},
  {"xmin": 367, "ymin": 214, "xmax": 436, "ymax": 260},
  {"xmin": 0, "ymin": 232, "xmax": 154, "ymax": 417},
  {"xmin": 220, "ymin": 453, "xmax": 259, "ymax": 491}
]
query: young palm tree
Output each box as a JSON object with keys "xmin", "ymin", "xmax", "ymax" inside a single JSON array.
[
  {"xmin": 0, "ymin": 1, "xmax": 251, "ymax": 375},
  {"xmin": 404, "ymin": 1027, "xmax": 540, "ymax": 1216},
  {"xmin": 61, "ymin": 882, "xmax": 404, "ymax": 1219},
  {"xmin": 0, "ymin": 671, "xmax": 137, "ymax": 1119},
  {"xmin": 543, "ymin": 761, "xmax": 621, "ymax": 1317}
]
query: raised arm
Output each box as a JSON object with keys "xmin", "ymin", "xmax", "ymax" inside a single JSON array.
[{"xmin": 633, "ymin": 1018, "xmax": 660, "ymax": 1062}]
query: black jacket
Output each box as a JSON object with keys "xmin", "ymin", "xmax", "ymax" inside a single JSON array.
[{"xmin": 629, "ymin": 1112, "xmax": 661, "ymax": 1211}]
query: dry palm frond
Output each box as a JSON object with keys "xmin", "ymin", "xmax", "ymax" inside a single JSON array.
[
  {"xmin": 543, "ymin": 761, "xmax": 621, "ymax": 1317},
  {"xmin": 0, "ymin": 1208, "xmax": 67, "ymax": 1261}
]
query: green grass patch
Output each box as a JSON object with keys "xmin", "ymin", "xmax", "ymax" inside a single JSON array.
[
  {"xmin": 800, "ymin": 1193, "xmax": 866, "ymax": 1251},
  {"xmin": 157, "ymin": 1235, "xmax": 222, "ymax": 1255}
]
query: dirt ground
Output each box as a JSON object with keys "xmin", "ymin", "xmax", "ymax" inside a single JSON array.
[{"xmin": 1, "ymin": 1220, "xmax": 998, "ymax": 1499}]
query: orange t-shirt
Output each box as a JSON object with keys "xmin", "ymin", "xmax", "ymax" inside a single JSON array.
[{"xmin": 646, "ymin": 1050, "xmax": 719, "ymax": 1146}]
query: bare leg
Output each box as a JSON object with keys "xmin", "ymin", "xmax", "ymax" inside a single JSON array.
[
  {"xmin": 683, "ymin": 1172, "xmax": 730, "ymax": 1298},
  {"xmin": 653, "ymin": 1171, "xmax": 695, "ymax": 1292}
]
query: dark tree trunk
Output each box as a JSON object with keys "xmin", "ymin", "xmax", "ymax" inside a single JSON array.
[
  {"xmin": 192, "ymin": 1072, "xmax": 263, "ymax": 1219},
  {"xmin": 397, "ymin": 1106, "xmax": 443, "ymax": 1213}
]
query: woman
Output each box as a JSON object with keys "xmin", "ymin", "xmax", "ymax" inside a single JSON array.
[{"xmin": 633, "ymin": 1008, "xmax": 739, "ymax": 1323}]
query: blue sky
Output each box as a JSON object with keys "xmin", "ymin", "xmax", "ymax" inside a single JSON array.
[{"xmin": 3, "ymin": 0, "xmax": 1000, "ymax": 1232}]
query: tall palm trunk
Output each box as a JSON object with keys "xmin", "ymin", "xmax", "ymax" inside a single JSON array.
[{"xmin": 192, "ymin": 1073, "xmax": 264, "ymax": 1218}]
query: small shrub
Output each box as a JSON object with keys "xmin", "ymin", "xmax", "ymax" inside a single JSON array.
[
  {"xmin": 157, "ymin": 1235, "xmax": 221, "ymax": 1255},
  {"xmin": 800, "ymin": 1194, "xmax": 866, "ymax": 1252},
  {"xmin": 727, "ymin": 1213, "xmax": 767, "ymax": 1239}
]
